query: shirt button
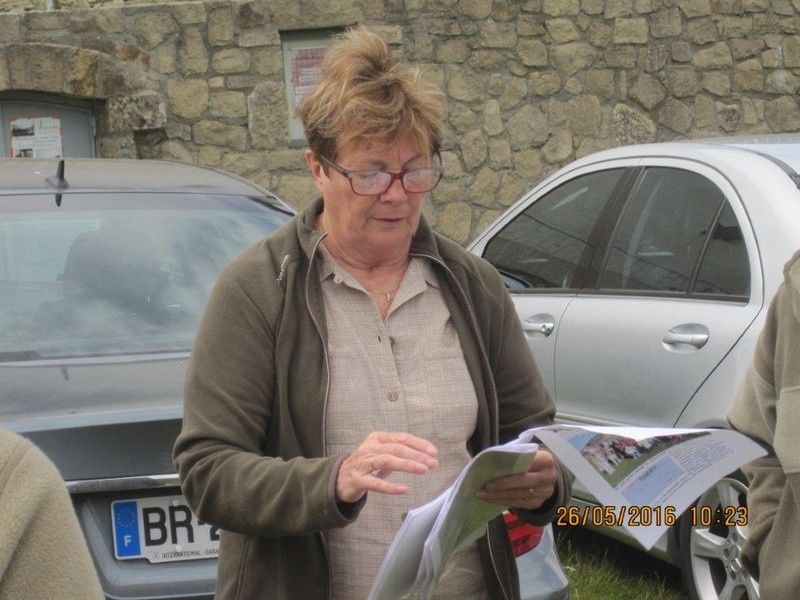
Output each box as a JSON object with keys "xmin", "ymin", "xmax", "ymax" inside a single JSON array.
[{"xmin": 387, "ymin": 391, "xmax": 398, "ymax": 402}]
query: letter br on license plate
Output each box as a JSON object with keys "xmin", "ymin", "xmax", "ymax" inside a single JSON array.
[{"xmin": 111, "ymin": 495, "xmax": 220, "ymax": 563}]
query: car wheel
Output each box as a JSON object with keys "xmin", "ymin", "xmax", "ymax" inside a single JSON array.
[{"xmin": 678, "ymin": 471, "xmax": 759, "ymax": 600}]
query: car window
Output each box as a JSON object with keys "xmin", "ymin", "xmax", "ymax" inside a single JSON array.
[
  {"xmin": 0, "ymin": 193, "xmax": 290, "ymax": 360},
  {"xmin": 693, "ymin": 202, "xmax": 749, "ymax": 297},
  {"xmin": 482, "ymin": 169, "xmax": 625, "ymax": 290},
  {"xmin": 600, "ymin": 168, "xmax": 724, "ymax": 293}
]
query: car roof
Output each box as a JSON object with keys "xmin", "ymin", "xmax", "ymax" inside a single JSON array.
[
  {"xmin": 0, "ymin": 158, "xmax": 288, "ymax": 204},
  {"xmin": 573, "ymin": 133, "xmax": 800, "ymax": 177}
]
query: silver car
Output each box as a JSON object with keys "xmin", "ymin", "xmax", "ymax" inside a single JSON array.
[
  {"xmin": 469, "ymin": 134, "xmax": 800, "ymax": 600},
  {"xmin": 0, "ymin": 158, "xmax": 568, "ymax": 600}
]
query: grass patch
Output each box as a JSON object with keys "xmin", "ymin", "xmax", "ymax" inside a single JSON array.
[{"xmin": 555, "ymin": 526, "xmax": 688, "ymax": 600}]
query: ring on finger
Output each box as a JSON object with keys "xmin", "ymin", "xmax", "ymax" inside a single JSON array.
[
  {"xmin": 369, "ymin": 455, "xmax": 377, "ymax": 472},
  {"xmin": 525, "ymin": 488, "xmax": 534, "ymax": 501}
]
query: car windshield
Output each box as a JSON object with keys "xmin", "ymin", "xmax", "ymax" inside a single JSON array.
[{"xmin": 0, "ymin": 193, "xmax": 291, "ymax": 360}]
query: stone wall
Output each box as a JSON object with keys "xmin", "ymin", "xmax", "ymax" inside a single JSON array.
[{"xmin": 1, "ymin": 0, "xmax": 800, "ymax": 243}]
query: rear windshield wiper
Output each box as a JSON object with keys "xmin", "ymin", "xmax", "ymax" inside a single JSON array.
[{"xmin": 0, "ymin": 350, "xmax": 44, "ymax": 362}]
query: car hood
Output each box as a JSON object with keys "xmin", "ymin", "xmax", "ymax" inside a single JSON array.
[{"xmin": 0, "ymin": 355, "xmax": 187, "ymax": 481}]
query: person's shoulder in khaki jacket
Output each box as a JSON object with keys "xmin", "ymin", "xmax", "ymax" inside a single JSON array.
[
  {"xmin": 727, "ymin": 249, "xmax": 800, "ymax": 599},
  {"xmin": 0, "ymin": 427, "xmax": 104, "ymax": 600}
]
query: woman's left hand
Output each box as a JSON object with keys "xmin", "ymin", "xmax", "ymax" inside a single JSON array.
[{"xmin": 474, "ymin": 449, "xmax": 558, "ymax": 510}]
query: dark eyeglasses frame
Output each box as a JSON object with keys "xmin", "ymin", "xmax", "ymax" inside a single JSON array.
[{"xmin": 318, "ymin": 155, "xmax": 444, "ymax": 196}]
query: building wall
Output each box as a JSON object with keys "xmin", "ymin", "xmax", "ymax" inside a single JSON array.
[{"xmin": 1, "ymin": 0, "xmax": 799, "ymax": 243}]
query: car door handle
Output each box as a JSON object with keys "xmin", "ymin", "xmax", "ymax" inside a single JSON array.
[
  {"xmin": 663, "ymin": 324, "xmax": 709, "ymax": 349},
  {"xmin": 522, "ymin": 314, "xmax": 556, "ymax": 337}
]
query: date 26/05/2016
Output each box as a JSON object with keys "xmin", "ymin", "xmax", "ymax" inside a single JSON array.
[{"xmin": 555, "ymin": 504, "xmax": 749, "ymax": 528}]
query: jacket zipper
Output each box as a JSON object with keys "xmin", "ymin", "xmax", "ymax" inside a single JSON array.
[
  {"xmin": 305, "ymin": 234, "xmax": 334, "ymax": 600},
  {"xmin": 411, "ymin": 252, "xmax": 511, "ymax": 600}
]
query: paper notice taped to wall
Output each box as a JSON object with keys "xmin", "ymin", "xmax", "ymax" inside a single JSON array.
[{"xmin": 10, "ymin": 117, "xmax": 63, "ymax": 158}]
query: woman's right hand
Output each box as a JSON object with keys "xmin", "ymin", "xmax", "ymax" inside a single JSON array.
[{"xmin": 335, "ymin": 432, "xmax": 439, "ymax": 503}]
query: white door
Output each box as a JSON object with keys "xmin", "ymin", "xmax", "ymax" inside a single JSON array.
[
  {"xmin": 0, "ymin": 97, "xmax": 95, "ymax": 158},
  {"xmin": 554, "ymin": 163, "xmax": 760, "ymax": 427}
]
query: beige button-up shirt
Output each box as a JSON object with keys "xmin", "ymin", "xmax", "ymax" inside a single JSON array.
[{"xmin": 319, "ymin": 247, "xmax": 489, "ymax": 600}]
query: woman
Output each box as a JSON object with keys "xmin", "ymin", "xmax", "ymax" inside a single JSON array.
[
  {"xmin": 174, "ymin": 27, "xmax": 571, "ymax": 600},
  {"xmin": 727, "ymin": 249, "xmax": 800, "ymax": 597},
  {"xmin": 0, "ymin": 427, "xmax": 104, "ymax": 600}
]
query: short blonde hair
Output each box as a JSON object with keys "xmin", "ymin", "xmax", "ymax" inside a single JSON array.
[{"xmin": 297, "ymin": 27, "xmax": 446, "ymax": 162}]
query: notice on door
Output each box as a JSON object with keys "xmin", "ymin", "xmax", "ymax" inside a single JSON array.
[{"xmin": 9, "ymin": 116, "xmax": 63, "ymax": 158}]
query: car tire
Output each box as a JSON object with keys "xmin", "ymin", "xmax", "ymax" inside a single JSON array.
[{"xmin": 678, "ymin": 471, "xmax": 759, "ymax": 600}]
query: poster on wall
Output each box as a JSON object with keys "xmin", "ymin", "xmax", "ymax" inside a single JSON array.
[
  {"xmin": 9, "ymin": 117, "xmax": 63, "ymax": 158},
  {"xmin": 288, "ymin": 47, "xmax": 327, "ymax": 113}
]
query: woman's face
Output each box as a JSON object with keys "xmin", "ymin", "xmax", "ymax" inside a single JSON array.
[{"xmin": 307, "ymin": 132, "xmax": 431, "ymax": 263}]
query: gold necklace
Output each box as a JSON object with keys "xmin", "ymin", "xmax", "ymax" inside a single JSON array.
[{"xmin": 362, "ymin": 279, "xmax": 404, "ymax": 305}]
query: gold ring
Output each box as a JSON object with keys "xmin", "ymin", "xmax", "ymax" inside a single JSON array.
[
  {"xmin": 525, "ymin": 488, "xmax": 534, "ymax": 501},
  {"xmin": 369, "ymin": 456, "xmax": 376, "ymax": 471}
]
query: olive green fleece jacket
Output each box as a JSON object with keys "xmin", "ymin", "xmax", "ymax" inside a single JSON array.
[
  {"xmin": 0, "ymin": 428, "xmax": 104, "ymax": 600},
  {"xmin": 174, "ymin": 198, "xmax": 572, "ymax": 600},
  {"xmin": 727, "ymin": 249, "xmax": 800, "ymax": 599}
]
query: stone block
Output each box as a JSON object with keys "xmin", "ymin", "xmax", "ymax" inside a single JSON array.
[
  {"xmin": 131, "ymin": 12, "xmax": 178, "ymax": 50},
  {"xmin": 694, "ymin": 94, "xmax": 717, "ymax": 127},
  {"xmin": 605, "ymin": 0, "xmax": 634, "ymax": 17},
  {"xmin": 651, "ymin": 9, "xmax": 683, "ymax": 38},
  {"xmin": 498, "ymin": 77, "xmax": 529, "ymax": 109},
  {"xmin": 96, "ymin": 134, "xmax": 137, "ymax": 159},
  {"xmin": 644, "ymin": 43, "xmax": 670, "ymax": 72},
  {"xmin": 543, "ymin": 0, "xmax": 580, "ymax": 16},
  {"xmin": 104, "ymin": 93, "xmax": 168, "ymax": 133},
  {"xmin": 693, "ymin": 41, "xmax": 733, "ymax": 67},
  {"xmin": 436, "ymin": 39, "xmax": 469, "ymax": 63},
  {"xmin": 498, "ymin": 175, "xmax": 526, "ymax": 207},
  {"xmin": 730, "ymin": 38, "xmax": 765, "ymax": 59},
  {"xmin": 460, "ymin": 129, "xmax": 488, "ymax": 169},
  {"xmin": 179, "ymin": 28, "xmax": 209, "ymax": 75},
  {"xmin": 208, "ymin": 91, "xmax": 247, "ymax": 119},
  {"xmin": 546, "ymin": 18, "xmax": 580, "ymax": 42},
  {"xmin": 529, "ymin": 70, "xmax": 563, "ymax": 95},
  {"xmin": 719, "ymin": 16, "xmax": 753, "ymax": 38},
  {"xmin": 587, "ymin": 22, "xmax": 613, "ymax": 47},
  {"xmin": 542, "ymin": 129, "xmax": 573, "ymax": 163},
  {"xmin": 741, "ymin": 97, "xmax": 764, "ymax": 125},
  {"xmin": 248, "ymin": 81, "xmax": 289, "ymax": 149},
  {"xmin": 678, "ymin": 0, "xmax": 712, "ymax": 17},
  {"xmin": 611, "ymin": 103, "xmax": 657, "ymax": 145},
  {"xmin": 613, "ymin": 18, "xmax": 649, "ymax": 44},
  {"xmin": 172, "ymin": 3, "xmax": 207, "ymax": 25},
  {"xmin": 237, "ymin": 0, "xmax": 268, "ymax": 27},
  {"xmin": 450, "ymin": 104, "xmax": 478, "ymax": 132},
  {"xmin": 629, "ymin": 73, "xmax": 667, "ymax": 109},
  {"xmin": 447, "ymin": 67, "xmax": 484, "ymax": 102},
  {"xmin": 468, "ymin": 50, "xmax": 507, "ymax": 70},
  {"xmin": 734, "ymin": 59, "xmax": 765, "ymax": 91},
  {"xmin": 513, "ymin": 149, "xmax": 543, "ymax": 179},
  {"xmin": 161, "ymin": 140, "xmax": 195, "ymax": 163},
  {"xmin": 517, "ymin": 38, "xmax": 549, "ymax": 66},
  {"xmin": 672, "ymin": 41, "xmax": 693, "ymax": 61},
  {"xmin": 702, "ymin": 71, "xmax": 732, "ymax": 95},
  {"xmin": 508, "ymin": 104, "xmax": 549, "ymax": 149},
  {"xmin": 483, "ymin": 99, "xmax": 505, "ymax": 135},
  {"xmin": 518, "ymin": 15, "xmax": 547, "ymax": 35},
  {"xmin": 585, "ymin": 69, "xmax": 615, "ymax": 97},
  {"xmin": 688, "ymin": 17, "xmax": 719, "ymax": 45},
  {"xmin": 765, "ymin": 96, "xmax": 800, "ymax": 131},
  {"xmin": 480, "ymin": 21, "xmax": 518, "ymax": 48},
  {"xmin": 604, "ymin": 45, "xmax": 638, "ymax": 68},
  {"xmin": 167, "ymin": 79, "xmax": 209, "ymax": 119},
  {"xmin": 581, "ymin": 0, "xmax": 605, "ymax": 14},
  {"xmin": 717, "ymin": 101, "xmax": 742, "ymax": 131},
  {"xmin": 657, "ymin": 97, "xmax": 693, "ymax": 133},
  {"xmin": 212, "ymin": 49, "xmax": 251, "ymax": 74},
  {"xmin": 567, "ymin": 95, "xmax": 603, "ymax": 135},
  {"xmin": 551, "ymin": 42, "xmax": 599, "ymax": 74},
  {"xmin": 766, "ymin": 70, "xmax": 800, "ymax": 94},
  {"xmin": 459, "ymin": 0, "xmax": 493, "ymax": 19},
  {"xmin": 437, "ymin": 202, "xmax": 473, "ymax": 245},
  {"xmin": 253, "ymin": 48, "xmax": 283, "ymax": 76},
  {"xmin": 468, "ymin": 166, "xmax": 501, "ymax": 208},
  {"xmin": 208, "ymin": 7, "xmax": 235, "ymax": 46},
  {"xmin": 488, "ymin": 138, "xmax": 512, "ymax": 168},
  {"xmin": 666, "ymin": 67, "xmax": 699, "ymax": 97},
  {"xmin": 784, "ymin": 36, "xmax": 800, "ymax": 67},
  {"xmin": 239, "ymin": 28, "xmax": 281, "ymax": 48},
  {"xmin": 194, "ymin": 120, "xmax": 248, "ymax": 151}
]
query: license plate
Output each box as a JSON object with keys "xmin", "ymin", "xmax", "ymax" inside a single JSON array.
[{"xmin": 111, "ymin": 495, "xmax": 219, "ymax": 563}]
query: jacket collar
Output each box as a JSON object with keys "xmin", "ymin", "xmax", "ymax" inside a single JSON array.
[{"xmin": 296, "ymin": 196, "xmax": 443, "ymax": 262}]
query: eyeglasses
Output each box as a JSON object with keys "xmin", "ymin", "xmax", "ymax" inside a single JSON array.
[{"xmin": 319, "ymin": 155, "xmax": 444, "ymax": 196}]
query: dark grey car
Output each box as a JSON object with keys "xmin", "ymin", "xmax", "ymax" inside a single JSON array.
[{"xmin": 0, "ymin": 159, "xmax": 293, "ymax": 598}]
